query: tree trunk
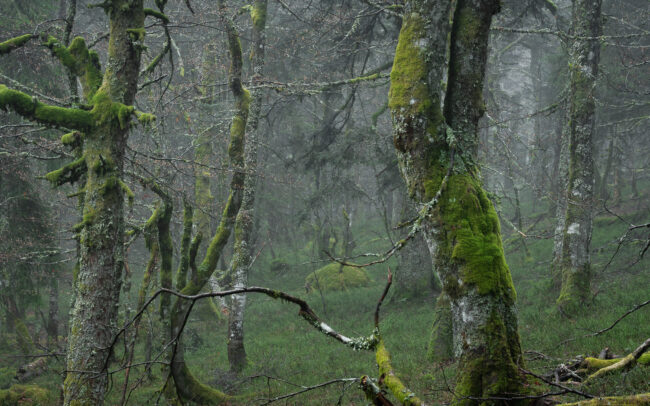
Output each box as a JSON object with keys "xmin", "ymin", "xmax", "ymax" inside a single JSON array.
[
  {"xmin": 62, "ymin": 2, "xmax": 144, "ymax": 404},
  {"xmin": 552, "ymin": 101, "xmax": 570, "ymax": 288},
  {"xmin": 556, "ymin": 0, "xmax": 602, "ymax": 313},
  {"xmin": 389, "ymin": 0, "xmax": 526, "ymax": 402},
  {"xmin": 226, "ymin": 0, "xmax": 267, "ymax": 375}
]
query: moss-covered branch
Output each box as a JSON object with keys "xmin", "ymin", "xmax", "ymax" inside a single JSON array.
[
  {"xmin": 375, "ymin": 338, "xmax": 425, "ymax": 406},
  {"xmin": 45, "ymin": 156, "xmax": 87, "ymax": 186},
  {"xmin": 0, "ymin": 85, "xmax": 94, "ymax": 130},
  {"xmin": 584, "ymin": 338, "xmax": 650, "ymax": 383},
  {"xmin": 44, "ymin": 36, "xmax": 102, "ymax": 100},
  {"xmin": 144, "ymin": 8, "xmax": 170, "ymax": 23},
  {"xmin": 0, "ymin": 34, "xmax": 34, "ymax": 55}
]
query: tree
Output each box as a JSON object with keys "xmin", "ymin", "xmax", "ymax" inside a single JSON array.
[
  {"xmin": 0, "ymin": 0, "xmax": 150, "ymax": 402},
  {"xmin": 556, "ymin": 0, "xmax": 602, "ymax": 313},
  {"xmin": 224, "ymin": 0, "xmax": 268, "ymax": 373},
  {"xmin": 389, "ymin": 0, "xmax": 526, "ymax": 401}
]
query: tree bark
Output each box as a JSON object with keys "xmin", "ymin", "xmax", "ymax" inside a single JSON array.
[
  {"xmin": 389, "ymin": 0, "xmax": 526, "ymax": 402},
  {"xmin": 226, "ymin": 0, "xmax": 267, "ymax": 374},
  {"xmin": 556, "ymin": 0, "xmax": 602, "ymax": 313}
]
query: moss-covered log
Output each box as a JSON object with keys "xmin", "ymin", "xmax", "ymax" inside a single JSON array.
[
  {"xmin": 582, "ymin": 353, "xmax": 650, "ymax": 373},
  {"xmin": 389, "ymin": 0, "xmax": 526, "ymax": 403},
  {"xmin": 556, "ymin": 0, "xmax": 602, "ymax": 313},
  {"xmin": 584, "ymin": 338, "xmax": 650, "ymax": 383},
  {"xmin": 558, "ymin": 393, "xmax": 650, "ymax": 405}
]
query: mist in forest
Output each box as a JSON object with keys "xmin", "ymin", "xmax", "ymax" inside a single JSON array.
[{"xmin": 0, "ymin": 0, "xmax": 648, "ymax": 405}]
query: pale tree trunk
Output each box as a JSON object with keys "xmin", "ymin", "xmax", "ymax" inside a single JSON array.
[
  {"xmin": 389, "ymin": 0, "xmax": 525, "ymax": 401},
  {"xmin": 552, "ymin": 103, "xmax": 570, "ymax": 287},
  {"xmin": 557, "ymin": 0, "xmax": 602, "ymax": 313},
  {"xmin": 226, "ymin": 0, "xmax": 267, "ymax": 374}
]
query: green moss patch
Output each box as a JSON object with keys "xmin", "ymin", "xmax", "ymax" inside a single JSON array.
[
  {"xmin": 305, "ymin": 263, "xmax": 370, "ymax": 293},
  {"xmin": 0, "ymin": 384, "xmax": 53, "ymax": 405}
]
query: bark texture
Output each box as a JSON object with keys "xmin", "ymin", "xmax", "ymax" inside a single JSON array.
[
  {"xmin": 226, "ymin": 0, "xmax": 267, "ymax": 374},
  {"xmin": 389, "ymin": 0, "xmax": 526, "ymax": 402},
  {"xmin": 557, "ymin": 0, "xmax": 602, "ymax": 313},
  {"xmin": 0, "ymin": 2, "xmax": 145, "ymax": 402}
]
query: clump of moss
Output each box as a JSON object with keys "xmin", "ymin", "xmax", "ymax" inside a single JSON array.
[
  {"xmin": 0, "ymin": 384, "xmax": 52, "ymax": 405},
  {"xmin": 0, "ymin": 367, "xmax": 15, "ymax": 389},
  {"xmin": 270, "ymin": 258, "xmax": 289, "ymax": 273},
  {"xmin": 427, "ymin": 171, "xmax": 517, "ymax": 303},
  {"xmin": 0, "ymin": 34, "xmax": 33, "ymax": 55},
  {"xmin": 305, "ymin": 263, "xmax": 370, "ymax": 293},
  {"xmin": 388, "ymin": 13, "xmax": 431, "ymax": 116}
]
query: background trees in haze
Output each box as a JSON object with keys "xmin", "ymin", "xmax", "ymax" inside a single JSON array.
[{"xmin": 0, "ymin": 0, "xmax": 648, "ymax": 405}]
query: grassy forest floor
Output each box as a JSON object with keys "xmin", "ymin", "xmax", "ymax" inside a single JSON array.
[{"xmin": 2, "ymin": 194, "xmax": 649, "ymax": 405}]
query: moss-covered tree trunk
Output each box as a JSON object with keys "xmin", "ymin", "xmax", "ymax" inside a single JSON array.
[
  {"xmin": 167, "ymin": 2, "xmax": 249, "ymax": 402},
  {"xmin": 226, "ymin": 0, "xmax": 267, "ymax": 374},
  {"xmin": 556, "ymin": 0, "xmax": 602, "ymax": 313},
  {"xmin": 62, "ymin": 2, "xmax": 144, "ymax": 404},
  {"xmin": 389, "ymin": 0, "xmax": 526, "ymax": 402},
  {"xmin": 0, "ymin": 1, "xmax": 145, "ymax": 402},
  {"xmin": 197, "ymin": 43, "xmax": 230, "ymax": 316}
]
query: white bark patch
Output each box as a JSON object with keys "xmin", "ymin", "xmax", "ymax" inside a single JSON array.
[
  {"xmin": 319, "ymin": 322, "xmax": 351, "ymax": 344},
  {"xmin": 567, "ymin": 223, "xmax": 580, "ymax": 235}
]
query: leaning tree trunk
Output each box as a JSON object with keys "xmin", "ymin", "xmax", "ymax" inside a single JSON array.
[
  {"xmin": 167, "ymin": 1, "xmax": 250, "ymax": 402},
  {"xmin": 226, "ymin": 0, "xmax": 267, "ymax": 374},
  {"xmin": 556, "ymin": 0, "xmax": 602, "ymax": 313},
  {"xmin": 389, "ymin": 0, "xmax": 525, "ymax": 402}
]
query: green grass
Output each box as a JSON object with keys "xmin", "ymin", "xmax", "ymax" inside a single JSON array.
[{"xmin": 2, "ymin": 199, "xmax": 649, "ymax": 405}]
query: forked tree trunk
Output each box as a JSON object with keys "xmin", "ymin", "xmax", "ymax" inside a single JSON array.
[
  {"xmin": 389, "ymin": 0, "xmax": 526, "ymax": 401},
  {"xmin": 226, "ymin": 0, "xmax": 267, "ymax": 374}
]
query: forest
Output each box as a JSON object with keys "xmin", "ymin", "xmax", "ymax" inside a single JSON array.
[{"xmin": 0, "ymin": 0, "xmax": 648, "ymax": 405}]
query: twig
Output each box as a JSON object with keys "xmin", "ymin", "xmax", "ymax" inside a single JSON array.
[
  {"xmin": 559, "ymin": 299, "xmax": 650, "ymax": 345},
  {"xmin": 520, "ymin": 367, "xmax": 594, "ymax": 399}
]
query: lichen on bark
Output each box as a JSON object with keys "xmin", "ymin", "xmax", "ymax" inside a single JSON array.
[
  {"xmin": 556, "ymin": 0, "xmax": 602, "ymax": 314},
  {"xmin": 389, "ymin": 0, "xmax": 526, "ymax": 403}
]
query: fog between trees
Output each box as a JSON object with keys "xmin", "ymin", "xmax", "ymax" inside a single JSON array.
[{"xmin": 0, "ymin": 0, "xmax": 649, "ymax": 405}]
